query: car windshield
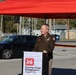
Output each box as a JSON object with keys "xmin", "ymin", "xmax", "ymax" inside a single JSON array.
[{"xmin": 2, "ymin": 36, "xmax": 15, "ymax": 43}]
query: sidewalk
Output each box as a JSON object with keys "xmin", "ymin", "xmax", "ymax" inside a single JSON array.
[{"xmin": 52, "ymin": 47, "xmax": 76, "ymax": 75}]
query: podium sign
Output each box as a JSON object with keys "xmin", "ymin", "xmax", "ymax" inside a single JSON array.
[{"xmin": 22, "ymin": 52, "xmax": 43, "ymax": 75}]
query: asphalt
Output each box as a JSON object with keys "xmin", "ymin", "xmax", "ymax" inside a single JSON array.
[
  {"xmin": 52, "ymin": 47, "xmax": 76, "ymax": 75},
  {"xmin": 0, "ymin": 47, "xmax": 76, "ymax": 75}
]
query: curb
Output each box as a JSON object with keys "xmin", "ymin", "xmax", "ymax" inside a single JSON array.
[{"xmin": 55, "ymin": 44, "xmax": 76, "ymax": 48}]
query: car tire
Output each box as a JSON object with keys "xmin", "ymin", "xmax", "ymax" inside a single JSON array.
[{"xmin": 2, "ymin": 49, "xmax": 13, "ymax": 59}]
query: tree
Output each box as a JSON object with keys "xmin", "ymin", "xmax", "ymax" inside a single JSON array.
[
  {"xmin": 55, "ymin": 19, "xmax": 67, "ymax": 25},
  {"xmin": 54, "ymin": 19, "xmax": 76, "ymax": 29},
  {"xmin": 70, "ymin": 19, "xmax": 76, "ymax": 29},
  {"xmin": 3, "ymin": 15, "xmax": 17, "ymax": 33},
  {"xmin": 37, "ymin": 19, "xmax": 45, "ymax": 29}
]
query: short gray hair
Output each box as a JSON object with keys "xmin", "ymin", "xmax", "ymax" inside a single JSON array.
[{"xmin": 42, "ymin": 24, "xmax": 49, "ymax": 30}]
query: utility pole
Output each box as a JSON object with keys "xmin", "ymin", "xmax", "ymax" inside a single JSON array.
[
  {"xmin": 19, "ymin": 16, "xmax": 22, "ymax": 35},
  {"xmin": 31, "ymin": 18, "xmax": 34, "ymax": 35},
  {"xmin": 53, "ymin": 19, "xmax": 56, "ymax": 34},
  {"xmin": 1, "ymin": 15, "xmax": 3, "ymax": 34},
  {"xmin": 28, "ymin": 17, "xmax": 32, "ymax": 35},
  {"xmin": 45, "ymin": 19, "xmax": 49, "ymax": 24},
  {"xmin": 33, "ymin": 18, "xmax": 37, "ymax": 30},
  {"xmin": 67, "ymin": 19, "xmax": 70, "ymax": 39},
  {"xmin": 22, "ymin": 17, "xmax": 25, "ymax": 35},
  {"xmin": 45, "ymin": 19, "xmax": 52, "ymax": 34},
  {"xmin": 48, "ymin": 19, "xmax": 52, "ymax": 34},
  {"xmin": 0, "ymin": 15, "xmax": 3, "ymax": 40},
  {"xmin": 17, "ymin": 23, "xmax": 19, "ymax": 35},
  {"xmin": 23, "ymin": 17, "xmax": 25, "ymax": 29}
]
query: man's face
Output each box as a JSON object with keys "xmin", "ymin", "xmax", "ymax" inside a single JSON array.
[{"xmin": 41, "ymin": 25, "xmax": 48, "ymax": 35}]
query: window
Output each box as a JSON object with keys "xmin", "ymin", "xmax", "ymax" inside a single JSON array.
[
  {"xmin": 15, "ymin": 36, "xmax": 25, "ymax": 43},
  {"xmin": 26, "ymin": 36, "xmax": 36, "ymax": 42}
]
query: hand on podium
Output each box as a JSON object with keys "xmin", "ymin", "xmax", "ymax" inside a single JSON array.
[
  {"xmin": 43, "ymin": 50, "xmax": 48, "ymax": 59},
  {"xmin": 43, "ymin": 50, "xmax": 48, "ymax": 53}
]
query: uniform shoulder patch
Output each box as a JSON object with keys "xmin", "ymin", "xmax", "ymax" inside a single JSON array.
[
  {"xmin": 50, "ymin": 35, "xmax": 55, "ymax": 41},
  {"xmin": 53, "ymin": 37, "xmax": 55, "ymax": 41}
]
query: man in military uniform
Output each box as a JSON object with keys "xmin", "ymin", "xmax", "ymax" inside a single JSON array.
[{"xmin": 33, "ymin": 24, "xmax": 55, "ymax": 75}]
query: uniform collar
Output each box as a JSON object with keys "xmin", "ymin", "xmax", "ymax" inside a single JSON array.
[{"xmin": 41, "ymin": 33, "xmax": 50, "ymax": 38}]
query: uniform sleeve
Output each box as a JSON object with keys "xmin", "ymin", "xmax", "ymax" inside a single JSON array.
[
  {"xmin": 47, "ymin": 36, "xmax": 55, "ymax": 53},
  {"xmin": 33, "ymin": 37, "xmax": 39, "ymax": 52}
]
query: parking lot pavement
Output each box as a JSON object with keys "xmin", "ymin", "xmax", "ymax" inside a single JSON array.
[
  {"xmin": 52, "ymin": 58, "xmax": 76, "ymax": 75},
  {"xmin": 0, "ymin": 47, "xmax": 76, "ymax": 75},
  {"xmin": 54, "ymin": 47, "xmax": 76, "ymax": 59},
  {"xmin": 52, "ymin": 47, "xmax": 76, "ymax": 75},
  {"xmin": 0, "ymin": 58, "xmax": 22, "ymax": 75}
]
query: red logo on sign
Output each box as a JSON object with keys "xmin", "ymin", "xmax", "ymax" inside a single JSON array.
[{"xmin": 25, "ymin": 58, "xmax": 34, "ymax": 66}]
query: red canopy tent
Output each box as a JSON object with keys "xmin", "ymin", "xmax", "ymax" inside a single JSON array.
[{"xmin": 0, "ymin": 0, "xmax": 76, "ymax": 18}]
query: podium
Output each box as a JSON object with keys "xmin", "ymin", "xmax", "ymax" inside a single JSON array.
[
  {"xmin": 22, "ymin": 52, "xmax": 49, "ymax": 75},
  {"xmin": 42, "ymin": 53, "xmax": 49, "ymax": 75}
]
